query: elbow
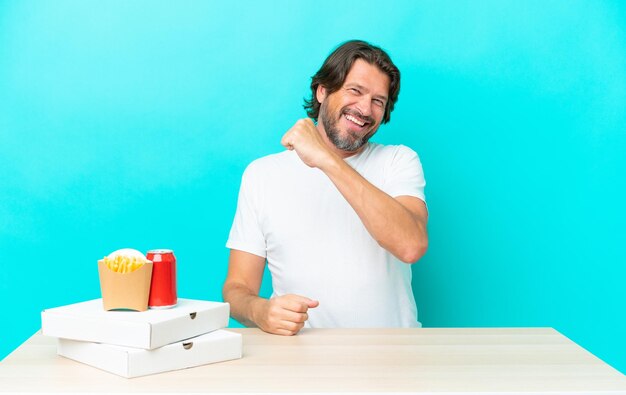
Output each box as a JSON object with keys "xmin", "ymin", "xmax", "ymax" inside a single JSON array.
[
  {"xmin": 221, "ymin": 284, "xmax": 230, "ymax": 304},
  {"xmin": 397, "ymin": 239, "xmax": 428, "ymax": 264},
  {"xmin": 222, "ymin": 281, "xmax": 236, "ymax": 304}
]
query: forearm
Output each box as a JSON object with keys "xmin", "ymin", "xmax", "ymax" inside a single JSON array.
[
  {"xmin": 222, "ymin": 282, "xmax": 266, "ymax": 328},
  {"xmin": 321, "ymin": 154, "xmax": 428, "ymax": 263}
]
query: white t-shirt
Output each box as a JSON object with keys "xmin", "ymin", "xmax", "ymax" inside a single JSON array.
[{"xmin": 226, "ymin": 142, "xmax": 426, "ymax": 328}]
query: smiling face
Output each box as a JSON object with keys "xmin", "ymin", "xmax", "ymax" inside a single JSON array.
[{"xmin": 316, "ymin": 59, "xmax": 391, "ymax": 154}]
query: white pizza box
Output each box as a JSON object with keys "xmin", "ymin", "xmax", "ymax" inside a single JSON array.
[
  {"xmin": 42, "ymin": 298, "xmax": 229, "ymax": 349},
  {"xmin": 57, "ymin": 329, "xmax": 242, "ymax": 378}
]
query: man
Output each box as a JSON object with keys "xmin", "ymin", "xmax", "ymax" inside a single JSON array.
[{"xmin": 223, "ymin": 40, "xmax": 428, "ymax": 335}]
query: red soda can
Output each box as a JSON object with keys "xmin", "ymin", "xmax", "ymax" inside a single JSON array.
[{"xmin": 147, "ymin": 249, "xmax": 177, "ymax": 309}]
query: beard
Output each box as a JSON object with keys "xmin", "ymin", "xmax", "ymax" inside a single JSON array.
[{"xmin": 320, "ymin": 102, "xmax": 378, "ymax": 152}]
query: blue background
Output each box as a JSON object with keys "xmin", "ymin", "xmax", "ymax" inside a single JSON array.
[{"xmin": 1, "ymin": 0, "xmax": 625, "ymax": 374}]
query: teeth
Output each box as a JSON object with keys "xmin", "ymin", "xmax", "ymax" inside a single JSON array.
[{"xmin": 345, "ymin": 114, "xmax": 365, "ymax": 126}]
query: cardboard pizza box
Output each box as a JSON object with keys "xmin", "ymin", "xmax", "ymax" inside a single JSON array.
[
  {"xmin": 57, "ymin": 329, "xmax": 242, "ymax": 378},
  {"xmin": 42, "ymin": 298, "xmax": 229, "ymax": 349}
]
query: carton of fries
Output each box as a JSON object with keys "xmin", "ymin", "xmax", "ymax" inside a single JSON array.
[{"xmin": 98, "ymin": 249, "xmax": 154, "ymax": 311}]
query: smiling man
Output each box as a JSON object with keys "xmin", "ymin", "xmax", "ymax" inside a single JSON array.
[{"xmin": 223, "ymin": 40, "xmax": 428, "ymax": 335}]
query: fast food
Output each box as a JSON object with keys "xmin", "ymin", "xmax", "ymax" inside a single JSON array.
[
  {"xmin": 102, "ymin": 248, "xmax": 151, "ymax": 273},
  {"xmin": 98, "ymin": 248, "xmax": 154, "ymax": 311}
]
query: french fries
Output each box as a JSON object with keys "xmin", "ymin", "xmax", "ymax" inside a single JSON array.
[{"xmin": 101, "ymin": 255, "xmax": 149, "ymax": 274}]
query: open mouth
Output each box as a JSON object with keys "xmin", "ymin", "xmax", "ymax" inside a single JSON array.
[
  {"xmin": 345, "ymin": 114, "xmax": 365, "ymax": 126},
  {"xmin": 343, "ymin": 113, "xmax": 370, "ymax": 128}
]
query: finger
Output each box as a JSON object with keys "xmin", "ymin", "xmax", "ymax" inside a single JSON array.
[
  {"xmin": 295, "ymin": 117, "xmax": 314, "ymax": 127},
  {"xmin": 281, "ymin": 140, "xmax": 294, "ymax": 150},
  {"xmin": 274, "ymin": 328, "xmax": 299, "ymax": 336},
  {"xmin": 279, "ymin": 320, "xmax": 305, "ymax": 334},
  {"xmin": 281, "ymin": 299, "xmax": 311, "ymax": 313},
  {"xmin": 279, "ymin": 309, "xmax": 308, "ymax": 324},
  {"xmin": 280, "ymin": 134, "xmax": 292, "ymax": 149},
  {"xmin": 286, "ymin": 294, "xmax": 320, "ymax": 310},
  {"xmin": 268, "ymin": 300, "xmax": 306, "ymax": 321},
  {"xmin": 276, "ymin": 294, "xmax": 317, "ymax": 312},
  {"xmin": 303, "ymin": 118, "xmax": 316, "ymax": 128}
]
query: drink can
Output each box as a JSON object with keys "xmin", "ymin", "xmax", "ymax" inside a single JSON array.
[{"xmin": 147, "ymin": 249, "xmax": 177, "ymax": 309}]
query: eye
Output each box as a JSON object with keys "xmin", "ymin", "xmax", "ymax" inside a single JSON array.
[
  {"xmin": 348, "ymin": 87, "xmax": 361, "ymax": 94},
  {"xmin": 373, "ymin": 99, "xmax": 385, "ymax": 107}
]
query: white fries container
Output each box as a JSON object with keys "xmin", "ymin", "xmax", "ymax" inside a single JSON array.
[
  {"xmin": 57, "ymin": 329, "xmax": 242, "ymax": 378},
  {"xmin": 42, "ymin": 298, "xmax": 230, "ymax": 349}
]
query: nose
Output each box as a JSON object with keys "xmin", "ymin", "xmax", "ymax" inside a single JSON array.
[{"xmin": 354, "ymin": 95, "xmax": 373, "ymax": 117}]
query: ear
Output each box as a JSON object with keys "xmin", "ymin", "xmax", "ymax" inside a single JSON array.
[{"xmin": 316, "ymin": 85, "xmax": 327, "ymax": 104}]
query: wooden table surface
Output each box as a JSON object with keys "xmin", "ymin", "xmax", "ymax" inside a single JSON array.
[{"xmin": 1, "ymin": 327, "xmax": 625, "ymax": 394}]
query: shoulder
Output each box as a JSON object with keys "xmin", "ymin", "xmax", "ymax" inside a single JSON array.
[
  {"xmin": 366, "ymin": 143, "xmax": 421, "ymax": 164},
  {"xmin": 243, "ymin": 150, "xmax": 295, "ymax": 177},
  {"xmin": 244, "ymin": 151, "xmax": 292, "ymax": 173}
]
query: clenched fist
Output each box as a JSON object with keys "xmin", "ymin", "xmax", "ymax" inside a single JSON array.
[
  {"xmin": 255, "ymin": 294, "xmax": 319, "ymax": 336},
  {"xmin": 281, "ymin": 118, "xmax": 336, "ymax": 169}
]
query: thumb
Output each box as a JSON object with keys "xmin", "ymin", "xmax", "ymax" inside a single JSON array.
[
  {"xmin": 280, "ymin": 136, "xmax": 293, "ymax": 150},
  {"xmin": 289, "ymin": 294, "xmax": 320, "ymax": 310},
  {"xmin": 306, "ymin": 299, "xmax": 319, "ymax": 309}
]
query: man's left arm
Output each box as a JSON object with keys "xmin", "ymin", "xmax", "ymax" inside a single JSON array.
[
  {"xmin": 282, "ymin": 119, "xmax": 428, "ymax": 263},
  {"xmin": 322, "ymin": 157, "xmax": 428, "ymax": 263}
]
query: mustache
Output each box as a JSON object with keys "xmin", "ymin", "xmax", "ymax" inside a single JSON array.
[{"xmin": 341, "ymin": 108, "xmax": 374, "ymax": 125}]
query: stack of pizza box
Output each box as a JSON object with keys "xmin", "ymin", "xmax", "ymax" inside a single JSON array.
[{"xmin": 41, "ymin": 299, "xmax": 241, "ymax": 378}]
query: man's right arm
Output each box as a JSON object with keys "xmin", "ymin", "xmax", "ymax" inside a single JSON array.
[{"xmin": 222, "ymin": 249, "xmax": 319, "ymax": 336}]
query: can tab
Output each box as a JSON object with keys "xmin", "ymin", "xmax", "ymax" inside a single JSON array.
[{"xmin": 189, "ymin": 312, "xmax": 197, "ymax": 319}]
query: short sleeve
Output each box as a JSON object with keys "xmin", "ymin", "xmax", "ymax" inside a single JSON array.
[
  {"xmin": 383, "ymin": 145, "xmax": 426, "ymax": 203},
  {"xmin": 225, "ymin": 164, "xmax": 267, "ymax": 258}
]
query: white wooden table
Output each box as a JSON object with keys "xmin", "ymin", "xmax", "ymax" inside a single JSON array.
[{"xmin": 1, "ymin": 327, "xmax": 625, "ymax": 394}]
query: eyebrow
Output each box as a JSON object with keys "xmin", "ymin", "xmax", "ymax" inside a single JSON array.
[{"xmin": 346, "ymin": 83, "xmax": 388, "ymax": 102}]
